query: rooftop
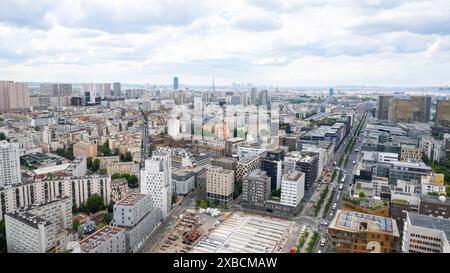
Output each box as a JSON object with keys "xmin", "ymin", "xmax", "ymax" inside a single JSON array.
[
  {"xmin": 79, "ymin": 226, "xmax": 125, "ymax": 253},
  {"xmin": 330, "ymin": 210, "xmax": 399, "ymax": 236},
  {"xmin": 408, "ymin": 213, "xmax": 450, "ymax": 239},
  {"xmin": 116, "ymin": 193, "xmax": 147, "ymax": 207},
  {"xmin": 282, "ymin": 171, "xmax": 304, "ymax": 182}
]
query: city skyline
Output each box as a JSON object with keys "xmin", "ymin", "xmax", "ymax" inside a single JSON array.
[{"xmin": 1, "ymin": 0, "xmax": 450, "ymax": 87}]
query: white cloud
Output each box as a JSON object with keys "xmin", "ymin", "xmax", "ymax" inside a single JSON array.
[{"xmin": 0, "ymin": 0, "xmax": 449, "ymax": 86}]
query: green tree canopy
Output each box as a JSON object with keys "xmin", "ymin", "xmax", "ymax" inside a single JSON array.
[
  {"xmin": 85, "ymin": 194, "xmax": 105, "ymax": 213},
  {"xmin": 127, "ymin": 175, "xmax": 139, "ymax": 188}
]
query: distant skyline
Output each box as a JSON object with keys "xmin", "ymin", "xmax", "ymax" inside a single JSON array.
[{"xmin": 1, "ymin": 0, "xmax": 450, "ymax": 87}]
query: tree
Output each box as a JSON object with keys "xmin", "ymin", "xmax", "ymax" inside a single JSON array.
[
  {"xmin": 112, "ymin": 173, "xmax": 122, "ymax": 179},
  {"xmin": 212, "ymin": 199, "xmax": 220, "ymax": 208},
  {"xmin": 172, "ymin": 194, "xmax": 177, "ymax": 205},
  {"xmin": 85, "ymin": 194, "xmax": 105, "ymax": 214},
  {"xmin": 121, "ymin": 152, "xmax": 133, "ymax": 162},
  {"xmin": 87, "ymin": 158, "xmax": 100, "ymax": 173},
  {"xmin": 99, "ymin": 169, "xmax": 107, "ymax": 175},
  {"xmin": 107, "ymin": 201, "xmax": 115, "ymax": 213},
  {"xmin": 127, "ymin": 175, "xmax": 139, "ymax": 188},
  {"xmin": 0, "ymin": 132, "xmax": 6, "ymax": 141},
  {"xmin": 73, "ymin": 220, "xmax": 80, "ymax": 231},
  {"xmin": 233, "ymin": 128, "xmax": 238, "ymax": 138},
  {"xmin": 359, "ymin": 192, "xmax": 366, "ymax": 198},
  {"xmin": 102, "ymin": 213, "xmax": 113, "ymax": 224},
  {"xmin": 99, "ymin": 140, "xmax": 112, "ymax": 156}
]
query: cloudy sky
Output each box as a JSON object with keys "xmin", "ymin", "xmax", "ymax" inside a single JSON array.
[{"xmin": 1, "ymin": 0, "xmax": 450, "ymax": 87}]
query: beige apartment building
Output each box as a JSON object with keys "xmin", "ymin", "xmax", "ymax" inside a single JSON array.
[
  {"xmin": 73, "ymin": 141, "xmax": 98, "ymax": 157},
  {"xmin": 206, "ymin": 166, "xmax": 235, "ymax": 205},
  {"xmin": 107, "ymin": 162, "xmax": 140, "ymax": 176}
]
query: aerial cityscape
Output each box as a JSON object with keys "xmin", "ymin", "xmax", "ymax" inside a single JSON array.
[{"xmin": 1, "ymin": 0, "xmax": 450, "ymax": 257}]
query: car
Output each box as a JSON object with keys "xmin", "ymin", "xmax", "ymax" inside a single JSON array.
[
  {"xmin": 320, "ymin": 238, "xmax": 326, "ymax": 246},
  {"xmin": 332, "ymin": 203, "xmax": 337, "ymax": 210},
  {"xmin": 352, "ymin": 160, "xmax": 356, "ymax": 164},
  {"xmin": 321, "ymin": 221, "xmax": 328, "ymax": 226},
  {"xmin": 317, "ymin": 250, "xmax": 322, "ymax": 253}
]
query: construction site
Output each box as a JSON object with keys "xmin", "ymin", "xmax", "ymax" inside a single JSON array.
[{"xmin": 155, "ymin": 210, "xmax": 297, "ymax": 253}]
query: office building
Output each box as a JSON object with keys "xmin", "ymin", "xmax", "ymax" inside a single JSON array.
[
  {"xmin": 377, "ymin": 95, "xmax": 392, "ymax": 120},
  {"xmin": 79, "ymin": 226, "xmax": 126, "ymax": 253},
  {"xmin": 421, "ymin": 174, "xmax": 446, "ymax": 196},
  {"xmin": 259, "ymin": 89, "xmax": 268, "ymax": 105},
  {"xmin": 400, "ymin": 144, "xmax": 422, "ymax": 162},
  {"xmin": 211, "ymin": 157, "xmax": 237, "ymax": 171},
  {"xmin": 328, "ymin": 210, "xmax": 400, "ymax": 253},
  {"xmin": 328, "ymin": 88, "xmax": 334, "ymax": 97},
  {"xmin": 173, "ymin": 77, "xmax": 179, "ymax": 90},
  {"xmin": 0, "ymin": 81, "xmax": 30, "ymax": 111},
  {"xmin": 388, "ymin": 96, "xmax": 431, "ymax": 123},
  {"xmin": 402, "ymin": 212, "xmax": 450, "ymax": 253},
  {"xmin": 206, "ymin": 166, "xmax": 234, "ymax": 205},
  {"xmin": 261, "ymin": 153, "xmax": 282, "ymax": 191},
  {"xmin": 113, "ymin": 193, "xmax": 162, "ymax": 253},
  {"xmin": 280, "ymin": 171, "xmax": 305, "ymax": 208},
  {"xmin": 242, "ymin": 169, "xmax": 271, "ymax": 211},
  {"xmin": 140, "ymin": 155, "xmax": 172, "ymax": 218},
  {"xmin": 0, "ymin": 140, "xmax": 22, "ymax": 187},
  {"xmin": 435, "ymin": 100, "xmax": 450, "ymax": 128},
  {"xmin": 250, "ymin": 88, "xmax": 257, "ymax": 105},
  {"xmin": 5, "ymin": 196, "xmax": 72, "ymax": 253},
  {"xmin": 419, "ymin": 195, "xmax": 450, "ymax": 218}
]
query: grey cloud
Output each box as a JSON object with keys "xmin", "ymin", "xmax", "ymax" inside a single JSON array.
[{"xmin": 232, "ymin": 15, "xmax": 283, "ymax": 32}]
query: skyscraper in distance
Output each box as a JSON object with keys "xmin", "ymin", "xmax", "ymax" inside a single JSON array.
[
  {"xmin": 113, "ymin": 82, "xmax": 121, "ymax": 96},
  {"xmin": 329, "ymin": 88, "xmax": 334, "ymax": 97},
  {"xmin": 173, "ymin": 77, "xmax": 179, "ymax": 90}
]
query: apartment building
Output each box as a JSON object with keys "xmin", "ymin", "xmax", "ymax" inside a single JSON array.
[
  {"xmin": 421, "ymin": 174, "xmax": 446, "ymax": 196},
  {"xmin": 140, "ymin": 155, "xmax": 172, "ymax": 218},
  {"xmin": 0, "ymin": 81, "xmax": 30, "ymax": 111},
  {"xmin": 0, "ymin": 140, "xmax": 22, "ymax": 187},
  {"xmin": 0, "ymin": 175, "xmax": 112, "ymax": 221},
  {"xmin": 113, "ymin": 193, "xmax": 162, "ymax": 253},
  {"xmin": 73, "ymin": 141, "xmax": 98, "ymax": 158},
  {"xmin": 79, "ymin": 226, "xmax": 126, "ymax": 253},
  {"xmin": 206, "ymin": 166, "xmax": 234, "ymax": 205},
  {"xmin": 242, "ymin": 169, "xmax": 271, "ymax": 211},
  {"xmin": 420, "ymin": 137, "xmax": 446, "ymax": 163},
  {"xmin": 5, "ymin": 196, "xmax": 72, "ymax": 253},
  {"xmin": 236, "ymin": 155, "xmax": 264, "ymax": 183}
]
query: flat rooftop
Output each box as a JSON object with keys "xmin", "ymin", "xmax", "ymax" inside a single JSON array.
[
  {"xmin": 80, "ymin": 226, "xmax": 125, "ymax": 253},
  {"xmin": 330, "ymin": 210, "xmax": 399, "ymax": 236},
  {"xmin": 283, "ymin": 171, "xmax": 304, "ymax": 182},
  {"xmin": 116, "ymin": 193, "xmax": 147, "ymax": 207},
  {"xmin": 408, "ymin": 213, "xmax": 450, "ymax": 239},
  {"xmin": 191, "ymin": 214, "xmax": 294, "ymax": 253}
]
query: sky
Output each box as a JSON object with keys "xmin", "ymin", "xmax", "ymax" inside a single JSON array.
[{"xmin": 1, "ymin": 0, "xmax": 450, "ymax": 87}]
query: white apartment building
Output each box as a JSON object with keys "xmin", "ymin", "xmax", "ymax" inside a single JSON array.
[
  {"xmin": 206, "ymin": 166, "xmax": 235, "ymax": 205},
  {"xmin": 280, "ymin": 171, "xmax": 305, "ymax": 207},
  {"xmin": 140, "ymin": 155, "xmax": 172, "ymax": 219},
  {"xmin": 0, "ymin": 140, "xmax": 22, "ymax": 187},
  {"xmin": 402, "ymin": 212, "xmax": 450, "ymax": 253},
  {"xmin": 79, "ymin": 226, "xmax": 126, "ymax": 253},
  {"xmin": 420, "ymin": 137, "xmax": 446, "ymax": 163},
  {"xmin": 5, "ymin": 196, "xmax": 72, "ymax": 253},
  {"xmin": 113, "ymin": 193, "xmax": 162, "ymax": 252},
  {"xmin": 0, "ymin": 175, "xmax": 112, "ymax": 221}
]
